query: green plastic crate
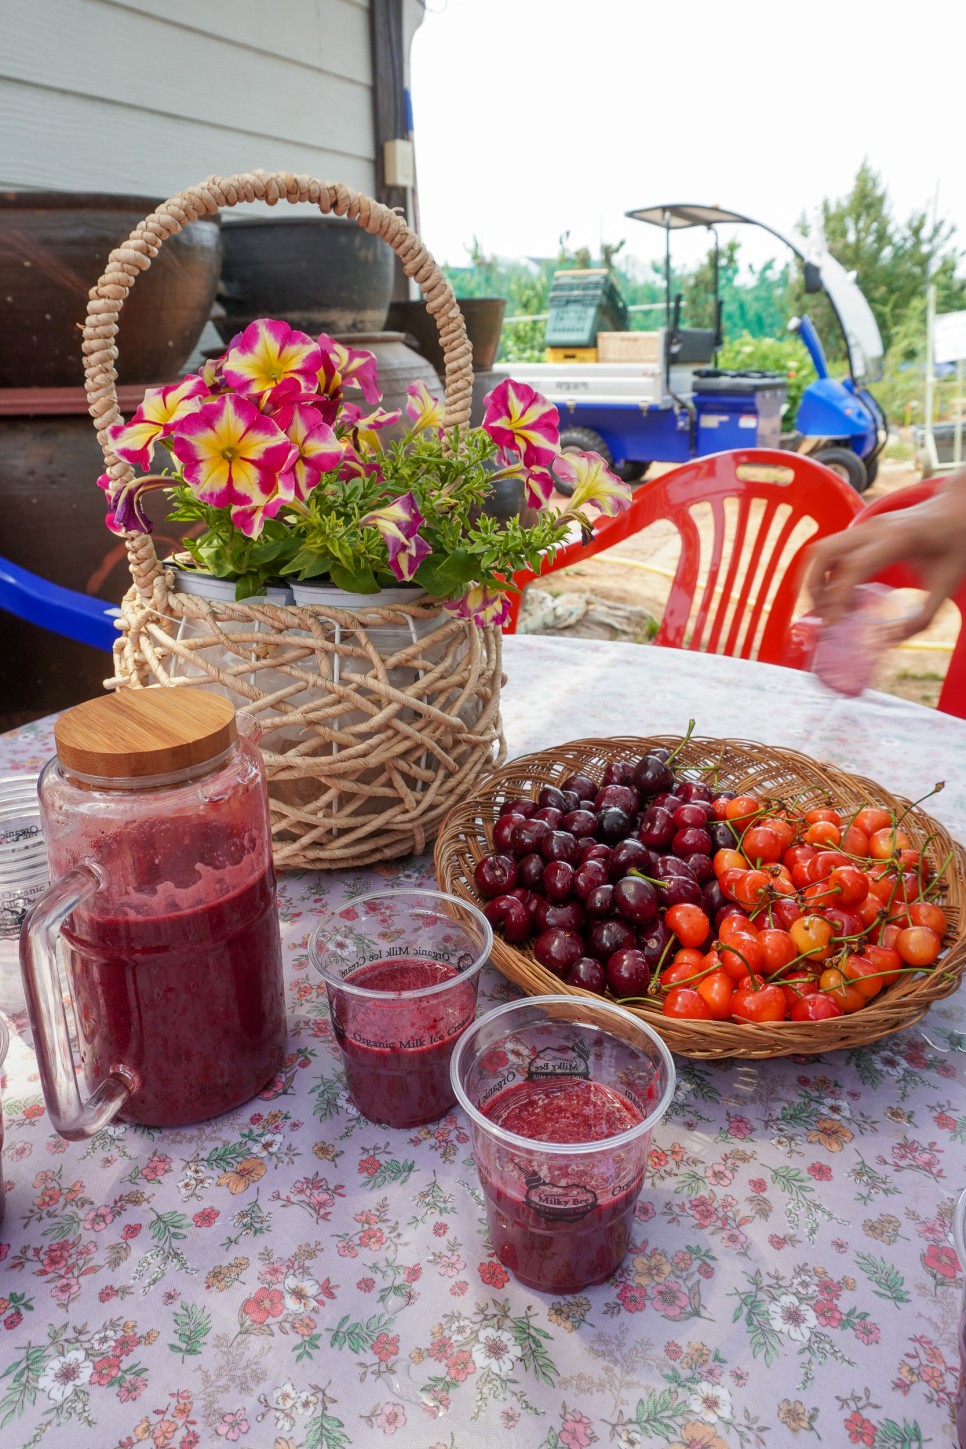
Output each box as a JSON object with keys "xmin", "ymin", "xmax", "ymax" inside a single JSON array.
[{"xmin": 545, "ymin": 269, "xmax": 629, "ymax": 348}]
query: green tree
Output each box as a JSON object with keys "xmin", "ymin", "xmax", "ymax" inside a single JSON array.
[{"xmin": 798, "ymin": 160, "xmax": 966, "ymax": 353}]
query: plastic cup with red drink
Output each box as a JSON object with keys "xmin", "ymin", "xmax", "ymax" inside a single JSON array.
[
  {"xmin": 310, "ymin": 889, "xmax": 491, "ymax": 1129},
  {"xmin": 810, "ymin": 583, "xmax": 914, "ymax": 698},
  {"xmin": 450, "ymin": 995, "xmax": 675, "ymax": 1293}
]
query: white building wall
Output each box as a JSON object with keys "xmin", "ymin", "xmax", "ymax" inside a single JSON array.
[{"xmin": 0, "ymin": 0, "xmax": 385, "ymax": 199}]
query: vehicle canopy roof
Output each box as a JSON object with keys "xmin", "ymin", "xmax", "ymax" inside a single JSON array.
[{"xmin": 626, "ymin": 203, "xmax": 884, "ymax": 383}]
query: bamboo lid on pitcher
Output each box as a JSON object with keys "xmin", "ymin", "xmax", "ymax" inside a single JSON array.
[{"xmin": 55, "ymin": 689, "xmax": 237, "ymax": 778}]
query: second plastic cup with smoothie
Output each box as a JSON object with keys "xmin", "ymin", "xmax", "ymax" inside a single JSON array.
[{"xmin": 451, "ymin": 994, "xmax": 675, "ymax": 1293}]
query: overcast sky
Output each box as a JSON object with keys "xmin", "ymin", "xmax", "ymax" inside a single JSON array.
[{"xmin": 410, "ymin": 0, "xmax": 963, "ymax": 279}]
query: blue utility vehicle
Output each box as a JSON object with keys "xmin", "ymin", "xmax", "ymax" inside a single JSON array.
[{"xmin": 496, "ymin": 203, "xmax": 886, "ymax": 493}]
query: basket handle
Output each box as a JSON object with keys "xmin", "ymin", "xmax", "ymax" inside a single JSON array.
[{"xmin": 82, "ymin": 170, "xmax": 474, "ymax": 597}]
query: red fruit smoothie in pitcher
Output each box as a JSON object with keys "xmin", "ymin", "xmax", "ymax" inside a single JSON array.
[
  {"xmin": 332, "ymin": 955, "xmax": 478, "ymax": 1127},
  {"xmin": 63, "ymin": 868, "xmax": 285, "ymax": 1127},
  {"xmin": 479, "ymin": 1078, "xmax": 645, "ymax": 1293}
]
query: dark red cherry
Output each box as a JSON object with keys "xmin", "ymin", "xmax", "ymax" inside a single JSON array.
[
  {"xmin": 613, "ymin": 876, "xmax": 659, "ymax": 925},
  {"xmin": 584, "ymin": 884, "xmax": 616, "ymax": 918},
  {"xmin": 708, "ymin": 819, "xmax": 738, "ymax": 853},
  {"xmin": 574, "ymin": 860, "xmax": 609, "ymax": 900},
  {"xmin": 638, "ymin": 806, "xmax": 675, "ymax": 850},
  {"xmin": 577, "ymin": 840, "xmax": 611, "ymax": 865},
  {"xmin": 534, "ymin": 927, "xmax": 584, "ymax": 977},
  {"xmin": 702, "ymin": 879, "xmax": 727, "ymax": 916},
  {"xmin": 533, "ymin": 899, "xmax": 586, "ymax": 933},
  {"xmin": 537, "ymin": 785, "xmax": 568, "ymax": 812},
  {"xmin": 672, "ymin": 827, "xmax": 712, "ymax": 858},
  {"xmin": 499, "ymin": 797, "xmax": 537, "ymax": 819},
  {"xmin": 492, "ymin": 813, "xmax": 525, "ymax": 852},
  {"xmin": 632, "ymin": 755, "xmax": 673, "ymax": 796},
  {"xmin": 511, "ymin": 818, "xmax": 550, "ymax": 855},
  {"xmin": 517, "ymin": 852, "xmax": 547, "ymax": 890},
  {"xmin": 566, "ymin": 957, "xmax": 607, "ymax": 994},
  {"xmin": 686, "ymin": 852, "xmax": 715, "ymax": 884},
  {"xmin": 533, "ymin": 807, "xmax": 563, "ymax": 830},
  {"xmin": 594, "ymin": 784, "xmax": 639, "ymax": 816},
  {"xmin": 587, "ymin": 918, "xmax": 635, "ymax": 962},
  {"xmin": 608, "ymin": 838, "xmax": 654, "ymax": 881},
  {"xmin": 474, "ymin": 853, "xmax": 518, "ymax": 899},
  {"xmin": 601, "ymin": 760, "xmax": 635, "ymax": 787},
  {"xmin": 606, "ymin": 948, "xmax": 651, "ymax": 997},
  {"xmin": 678, "ymin": 780, "xmax": 714, "ymax": 804},
  {"xmin": 483, "ymin": 895, "xmax": 531, "ymax": 944},
  {"xmin": 543, "ymin": 860, "xmax": 575, "ymax": 904},
  {"xmin": 659, "ymin": 876, "xmax": 703, "ymax": 908},
  {"xmin": 597, "ymin": 808, "xmax": 631, "ymax": 845},
  {"xmin": 638, "ymin": 920, "xmax": 674, "ymax": 966},
  {"xmin": 673, "ymin": 804, "xmax": 709, "ymax": 830},
  {"xmin": 562, "ymin": 772, "xmax": 597, "ymax": 802},
  {"xmin": 657, "ymin": 857, "xmax": 696, "ymax": 881},
  {"xmin": 541, "ymin": 830, "xmax": 580, "ymax": 864},
  {"xmin": 561, "ymin": 809, "xmax": 598, "ymax": 838}
]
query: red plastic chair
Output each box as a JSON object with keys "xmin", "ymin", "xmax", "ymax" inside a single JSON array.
[
  {"xmin": 848, "ymin": 478, "xmax": 966, "ymax": 718},
  {"xmin": 504, "ymin": 448, "xmax": 863, "ymax": 667}
]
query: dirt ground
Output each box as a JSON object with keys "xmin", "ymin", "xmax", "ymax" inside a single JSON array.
[{"xmin": 519, "ymin": 454, "xmax": 957, "ymax": 708}]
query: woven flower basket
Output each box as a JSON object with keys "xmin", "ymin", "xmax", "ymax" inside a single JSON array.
[
  {"xmin": 434, "ymin": 735, "xmax": 966, "ymax": 1059},
  {"xmin": 82, "ymin": 170, "xmax": 505, "ymax": 870}
]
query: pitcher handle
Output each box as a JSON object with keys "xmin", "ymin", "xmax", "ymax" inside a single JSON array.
[{"xmin": 20, "ymin": 864, "xmax": 134, "ymax": 1139}]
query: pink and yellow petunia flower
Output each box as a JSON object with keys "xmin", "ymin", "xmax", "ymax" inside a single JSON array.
[
  {"xmin": 107, "ymin": 375, "xmax": 209, "ymax": 470},
  {"xmin": 343, "ymin": 404, "xmax": 402, "ymax": 452},
  {"xmin": 222, "ymin": 319, "xmax": 323, "ymax": 398},
  {"xmin": 405, "ymin": 379, "xmax": 446, "ymax": 434},
  {"xmin": 563, "ymin": 449, "xmax": 632, "ymax": 517},
  {"xmin": 229, "ymin": 470, "xmax": 299, "ymax": 539},
  {"xmin": 316, "ymin": 334, "xmax": 381, "ymax": 406},
  {"xmin": 273, "ymin": 402, "xmax": 343, "ymax": 500},
  {"xmin": 488, "ymin": 447, "xmax": 558, "ymax": 512},
  {"xmin": 360, "ymin": 490, "xmax": 431, "ymax": 582},
  {"xmin": 443, "ymin": 584, "xmax": 512, "ymax": 628},
  {"xmin": 482, "ymin": 379, "xmax": 559, "ymax": 468},
  {"xmin": 169, "ymin": 394, "xmax": 297, "ymax": 536}
]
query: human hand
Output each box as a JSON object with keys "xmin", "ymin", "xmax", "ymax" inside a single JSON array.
[{"xmin": 805, "ymin": 470, "xmax": 966, "ymax": 640}]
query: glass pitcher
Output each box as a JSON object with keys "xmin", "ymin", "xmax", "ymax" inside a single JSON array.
[{"xmin": 21, "ymin": 688, "xmax": 287, "ymax": 1138}]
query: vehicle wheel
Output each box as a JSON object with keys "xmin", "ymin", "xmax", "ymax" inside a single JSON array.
[
  {"xmin": 864, "ymin": 456, "xmax": 879, "ymax": 487},
  {"xmin": 616, "ymin": 460, "xmax": 650, "ymax": 484},
  {"xmin": 556, "ymin": 426, "xmax": 612, "ymax": 496},
  {"xmin": 814, "ymin": 446, "xmax": 869, "ymax": 493}
]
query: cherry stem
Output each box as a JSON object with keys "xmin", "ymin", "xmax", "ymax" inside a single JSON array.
[{"xmin": 665, "ymin": 719, "xmax": 697, "ymax": 768}]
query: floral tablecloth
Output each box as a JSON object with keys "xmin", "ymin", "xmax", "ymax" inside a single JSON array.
[{"xmin": 1, "ymin": 637, "xmax": 964, "ymax": 1449}]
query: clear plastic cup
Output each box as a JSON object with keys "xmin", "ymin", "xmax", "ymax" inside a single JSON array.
[
  {"xmin": 810, "ymin": 583, "xmax": 912, "ymax": 698},
  {"xmin": 451, "ymin": 995, "xmax": 675, "ymax": 1293},
  {"xmin": 309, "ymin": 889, "xmax": 491, "ymax": 1128},
  {"xmin": 0, "ymin": 775, "xmax": 47, "ymax": 1012},
  {"xmin": 953, "ymin": 1187, "xmax": 966, "ymax": 1444}
]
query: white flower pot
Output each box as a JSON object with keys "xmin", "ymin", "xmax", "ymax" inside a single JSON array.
[{"xmin": 168, "ymin": 566, "xmax": 293, "ymax": 705}]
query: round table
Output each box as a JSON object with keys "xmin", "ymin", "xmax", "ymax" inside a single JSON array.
[{"xmin": 1, "ymin": 637, "xmax": 963, "ymax": 1449}]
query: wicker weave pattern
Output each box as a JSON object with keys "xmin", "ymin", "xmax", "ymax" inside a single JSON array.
[
  {"xmin": 80, "ymin": 172, "xmax": 501, "ymax": 869},
  {"xmin": 435, "ymin": 736, "xmax": 966, "ymax": 1059}
]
